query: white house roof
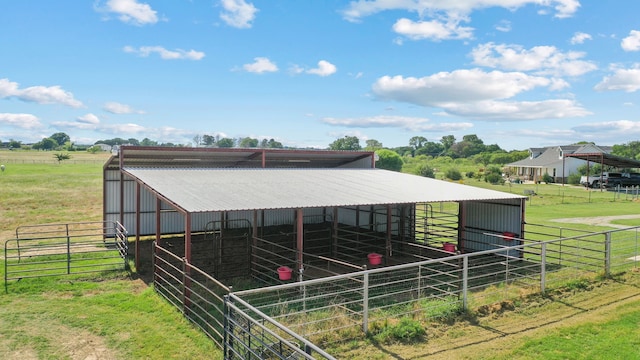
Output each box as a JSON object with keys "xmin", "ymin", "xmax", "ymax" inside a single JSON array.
[{"xmin": 123, "ymin": 168, "xmax": 524, "ymax": 213}]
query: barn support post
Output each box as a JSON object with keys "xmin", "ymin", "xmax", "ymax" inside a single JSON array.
[
  {"xmin": 386, "ymin": 205, "xmax": 392, "ymax": 259},
  {"xmin": 296, "ymin": 208, "xmax": 304, "ymax": 278},
  {"xmin": 356, "ymin": 206, "xmax": 360, "ymax": 244},
  {"xmin": 458, "ymin": 202, "xmax": 465, "ymax": 252},
  {"xmin": 332, "ymin": 207, "xmax": 339, "ymax": 257},
  {"xmin": 155, "ymin": 198, "xmax": 161, "ymax": 246},
  {"xmin": 135, "ymin": 182, "xmax": 141, "ymax": 271},
  {"xmin": 252, "ymin": 210, "xmax": 258, "ymax": 273},
  {"xmin": 184, "ymin": 212, "xmax": 192, "ymax": 309}
]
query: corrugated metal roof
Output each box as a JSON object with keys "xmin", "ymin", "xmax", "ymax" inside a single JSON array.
[{"xmin": 123, "ymin": 168, "xmax": 524, "ymax": 213}]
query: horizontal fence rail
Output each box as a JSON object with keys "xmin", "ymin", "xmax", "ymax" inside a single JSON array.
[{"xmin": 4, "ymin": 221, "xmax": 129, "ymax": 292}]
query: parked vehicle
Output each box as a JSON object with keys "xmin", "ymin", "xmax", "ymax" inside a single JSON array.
[
  {"xmin": 603, "ymin": 172, "xmax": 640, "ymax": 188},
  {"xmin": 580, "ymin": 172, "xmax": 622, "ymax": 188}
]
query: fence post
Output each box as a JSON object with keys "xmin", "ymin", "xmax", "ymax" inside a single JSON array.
[
  {"xmin": 223, "ymin": 294, "xmax": 233, "ymax": 359},
  {"xmin": 604, "ymin": 232, "xmax": 611, "ymax": 278},
  {"xmin": 540, "ymin": 243, "xmax": 547, "ymax": 295},
  {"xmin": 362, "ymin": 271, "xmax": 369, "ymax": 333},
  {"xmin": 182, "ymin": 258, "xmax": 189, "ymax": 315},
  {"xmin": 66, "ymin": 224, "xmax": 71, "ymax": 274},
  {"xmin": 462, "ymin": 256, "xmax": 468, "ymax": 311}
]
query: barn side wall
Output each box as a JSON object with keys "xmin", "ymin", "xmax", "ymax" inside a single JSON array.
[{"xmin": 460, "ymin": 199, "xmax": 524, "ymax": 256}]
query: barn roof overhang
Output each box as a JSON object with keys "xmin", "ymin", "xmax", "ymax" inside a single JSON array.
[
  {"xmin": 122, "ymin": 167, "xmax": 525, "ymax": 213},
  {"xmin": 105, "ymin": 146, "xmax": 375, "ymax": 170},
  {"xmin": 564, "ymin": 152, "xmax": 640, "ymax": 169}
]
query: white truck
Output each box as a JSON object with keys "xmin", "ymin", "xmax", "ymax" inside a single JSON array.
[{"xmin": 579, "ymin": 172, "xmax": 621, "ymax": 188}]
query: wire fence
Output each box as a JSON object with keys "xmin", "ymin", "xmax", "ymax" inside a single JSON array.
[{"xmin": 153, "ymin": 224, "xmax": 640, "ymax": 359}]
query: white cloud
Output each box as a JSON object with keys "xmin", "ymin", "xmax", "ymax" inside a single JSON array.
[
  {"xmin": 321, "ymin": 115, "xmax": 473, "ymax": 132},
  {"xmin": 306, "ymin": 60, "xmax": 337, "ymax": 76},
  {"xmin": 372, "ymin": 69, "xmax": 590, "ymax": 120},
  {"xmin": 443, "ymin": 99, "xmax": 591, "ymax": 120},
  {"xmin": 341, "ymin": 0, "xmax": 580, "ymax": 23},
  {"xmin": 495, "ymin": 20, "xmax": 511, "ymax": 32},
  {"xmin": 594, "ymin": 65, "xmax": 640, "ymax": 92},
  {"xmin": 470, "ymin": 43, "xmax": 597, "ymax": 76},
  {"xmin": 392, "ymin": 17, "xmax": 474, "ymax": 41},
  {"xmin": 77, "ymin": 113, "xmax": 101, "ymax": 125},
  {"xmin": 572, "ymin": 120, "xmax": 640, "ymax": 133},
  {"xmin": 123, "ymin": 46, "xmax": 205, "ymax": 60},
  {"xmin": 570, "ymin": 32, "xmax": 592, "ymax": 44},
  {"xmin": 220, "ymin": 0, "xmax": 258, "ymax": 29},
  {"xmin": 243, "ymin": 57, "xmax": 278, "ymax": 73},
  {"xmin": 103, "ymin": 101, "xmax": 145, "ymax": 114},
  {"xmin": 373, "ymin": 69, "xmax": 558, "ymax": 104},
  {"xmin": 0, "ymin": 78, "xmax": 83, "ymax": 108},
  {"xmin": 621, "ymin": 30, "xmax": 640, "ymax": 51},
  {"xmin": 0, "ymin": 113, "xmax": 41, "ymax": 129},
  {"xmin": 103, "ymin": 0, "xmax": 159, "ymax": 25}
]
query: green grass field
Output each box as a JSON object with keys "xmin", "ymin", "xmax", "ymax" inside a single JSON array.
[{"xmin": 1, "ymin": 151, "xmax": 639, "ymax": 359}]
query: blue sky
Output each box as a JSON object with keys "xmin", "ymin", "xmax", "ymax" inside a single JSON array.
[{"xmin": 1, "ymin": 0, "xmax": 640, "ymax": 150}]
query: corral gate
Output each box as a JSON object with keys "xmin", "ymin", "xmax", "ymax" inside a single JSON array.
[{"xmin": 4, "ymin": 221, "xmax": 128, "ymax": 292}]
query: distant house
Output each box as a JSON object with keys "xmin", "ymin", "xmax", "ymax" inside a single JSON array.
[
  {"xmin": 506, "ymin": 144, "xmax": 612, "ymax": 182},
  {"xmin": 94, "ymin": 143, "xmax": 113, "ymax": 152}
]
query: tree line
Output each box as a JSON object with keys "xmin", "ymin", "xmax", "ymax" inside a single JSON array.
[{"xmin": 4, "ymin": 132, "xmax": 640, "ymax": 173}]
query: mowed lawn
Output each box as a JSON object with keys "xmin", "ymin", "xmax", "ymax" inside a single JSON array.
[{"xmin": 1, "ymin": 150, "xmax": 639, "ymax": 359}]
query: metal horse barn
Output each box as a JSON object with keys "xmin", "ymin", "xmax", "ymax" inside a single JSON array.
[{"xmin": 103, "ymin": 146, "xmax": 526, "ymax": 357}]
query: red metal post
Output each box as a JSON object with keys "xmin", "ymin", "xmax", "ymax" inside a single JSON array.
[{"xmin": 135, "ymin": 182, "xmax": 141, "ymax": 271}]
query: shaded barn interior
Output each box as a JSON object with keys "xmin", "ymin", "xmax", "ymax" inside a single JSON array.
[{"xmin": 104, "ymin": 147, "xmax": 526, "ymax": 285}]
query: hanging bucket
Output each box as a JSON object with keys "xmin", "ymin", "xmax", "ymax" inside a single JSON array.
[
  {"xmin": 277, "ymin": 266, "xmax": 292, "ymax": 281},
  {"xmin": 368, "ymin": 253, "xmax": 382, "ymax": 265},
  {"xmin": 502, "ymin": 232, "xmax": 516, "ymax": 241},
  {"xmin": 443, "ymin": 242, "xmax": 456, "ymax": 253}
]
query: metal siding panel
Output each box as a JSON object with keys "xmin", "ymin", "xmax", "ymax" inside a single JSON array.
[{"xmin": 462, "ymin": 199, "xmax": 522, "ymax": 255}]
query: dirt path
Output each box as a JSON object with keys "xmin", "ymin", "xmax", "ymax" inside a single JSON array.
[{"xmin": 551, "ymin": 214, "xmax": 640, "ymax": 229}]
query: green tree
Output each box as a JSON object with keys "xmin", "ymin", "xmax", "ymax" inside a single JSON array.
[
  {"xmin": 408, "ymin": 136, "xmax": 427, "ymax": 156},
  {"xmin": 87, "ymin": 145, "xmax": 101, "ymax": 154},
  {"xmin": 415, "ymin": 141, "xmax": 444, "ymax": 157},
  {"xmin": 440, "ymin": 135, "xmax": 455, "ymax": 151},
  {"xmin": 445, "ymin": 168, "xmax": 462, "ymax": 181},
  {"xmin": 612, "ymin": 141, "xmax": 640, "ymax": 160},
  {"xmin": 202, "ymin": 135, "xmax": 216, "ymax": 147},
  {"xmin": 375, "ymin": 149, "xmax": 403, "ymax": 171},
  {"xmin": 33, "ymin": 138, "xmax": 57, "ymax": 150},
  {"xmin": 217, "ymin": 138, "xmax": 235, "ymax": 148},
  {"xmin": 365, "ymin": 139, "xmax": 383, "ymax": 151},
  {"xmin": 239, "ymin": 137, "xmax": 259, "ymax": 148},
  {"xmin": 53, "ymin": 153, "xmax": 71, "ymax": 163},
  {"xmin": 329, "ymin": 136, "xmax": 361, "ymax": 150},
  {"xmin": 261, "ymin": 138, "xmax": 283, "ymax": 148},
  {"xmin": 8, "ymin": 139, "xmax": 21, "ymax": 149},
  {"xmin": 416, "ymin": 164, "xmax": 435, "ymax": 178},
  {"xmin": 50, "ymin": 132, "xmax": 70, "ymax": 147},
  {"xmin": 140, "ymin": 138, "xmax": 158, "ymax": 146},
  {"xmin": 192, "ymin": 135, "xmax": 202, "ymax": 147}
]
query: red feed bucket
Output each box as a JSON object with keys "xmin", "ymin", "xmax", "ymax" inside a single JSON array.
[
  {"xmin": 277, "ymin": 266, "xmax": 292, "ymax": 281},
  {"xmin": 368, "ymin": 253, "xmax": 382, "ymax": 265},
  {"xmin": 443, "ymin": 242, "xmax": 456, "ymax": 253},
  {"xmin": 503, "ymin": 232, "xmax": 516, "ymax": 241}
]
